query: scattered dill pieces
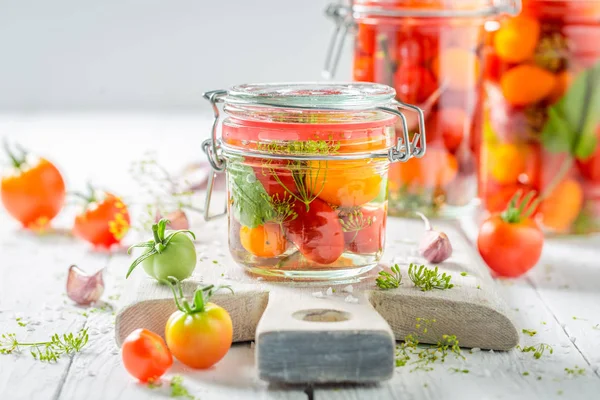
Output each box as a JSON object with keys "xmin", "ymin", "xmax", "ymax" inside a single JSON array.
[
  {"xmin": 450, "ymin": 368, "xmax": 469, "ymax": 374},
  {"xmin": 537, "ymin": 376, "xmax": 542, "ymax": 381},
  {"xmin": 212, "ymin": 260, "xmax": 219, "ymax": 265},
  {"xmin": 565, "ymin": 366, "xmax": 586, "ymax": 377},
  {"xmin": 572, "ymin": 316, "xmax": 587, "ymax": 321},
  {"xmin": 395, "ymin": 318, "xmax": 464, "ymax": 372},
  {"xmin": 593, "ymin": 324, "xmax": 600, "ymax": 330},
  {"xmin": 0, "ymin": 328, "xmax": 89, "ymax": 362},
  {"xmin": 522, "ymin": 329, "xmax": 537, "ymax": 337},
  {"xmin": 376, "ymin": 264, "xmax": 403, "ymax": 290},
  {"xmin": 108, "ymin": 294, "xmax": 121, "ymax": 301},
  {"xmin": 460, "ymin": 272, "xmax": 468, "ymax": 277},
  {"xmin": 408, "ymin": 263, "xmax": 454, "ymax": 291},
  {"xmin": 541, "ymin": 321, "xmax": 547, "ymax": 325},
  {"xmin": 517, "ymin": 343, "xmax": 553, "ymax": 359},
  {"xmin": 15, "ymin": 317, "xmax": 27, "ymax": 327},
  {"xmin": 147, "ymin": 379, "xmax": 162, "ymax": 389},
  {"xmin": 522, "ymin": 371, "xmax": 530, "ymax": 376},
  {"xmin": 476, "ymin": 285, "xmax": 481, "ymax": 290},
  {"xmin": 171, "ymin": 376, "xmax": 196, "ymax": 399}
]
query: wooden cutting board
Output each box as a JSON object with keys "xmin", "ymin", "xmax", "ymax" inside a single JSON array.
[{"xmin": 115, "ymin": 216, "xmax": 518, "ymax": 384}]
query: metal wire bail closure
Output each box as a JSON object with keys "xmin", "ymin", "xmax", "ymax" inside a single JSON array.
[
  {"xmin": 323, "ymin": 2, "xmax": 353, "ymax": 79},
  {"xmin": 200, "ymin": 89, "xmax": 426, "ymax": 220}
]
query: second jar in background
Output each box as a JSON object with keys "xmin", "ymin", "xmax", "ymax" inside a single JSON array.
[
  {"xmin": 480, "ymin": 0, "xmax": 600, "ymax": 234},
  {"xmin": 325, "ymin": 0, "xmax": 520, "ymax": 217}
]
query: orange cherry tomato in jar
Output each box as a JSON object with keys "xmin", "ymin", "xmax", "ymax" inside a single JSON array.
[
  {"xmin": 284, "ymin": 198, "xmax": 345, "ymax": 265},
  {"xmin": 240, "ymin": 223, "xmax": 288, "ymax": 258},
  {"xmin": 121, "ymin": 328, "xmax": 173, "ymax": 382},
  {"xmin": 1, "ymin": 145, "xmax": 65, "ymax": 229},
  {"xmin": 477, "ymin": 191, "xmax": 543, "ymax": 278},
  {"xmin": 73, "ymin": 188, "xmax": 130, "ymax": 248},
  {"xmin": 340, "ymin": 206, "xmax": 386, "ymax": 254},
  {"xmin": 353, "ymin": 55, "xmax": 375, "ymax": 82},
  {"xmin": 309, "ymin": 160, "xmax": 384, "ymax": 207},
  {"xmin": 165, "ymin": 280, "xmax": 233, "ymax": 369},
  {"xmin": 388, "ymin": 146, "xmax": 458, "ymax": 190},
  {"xmin": 356, "ymin": 23, "xmax": 376, "ymax": 55}
]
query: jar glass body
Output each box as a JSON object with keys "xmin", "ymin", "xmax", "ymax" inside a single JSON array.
[
  {"xmin": 353, "ymin": 14, "xmax": 486, "ymax": 217},
  {"xmin": 480, "ymin": 0, "xmax": 600, "ymax": 235},
  {"xmin": 221, "ymin": 106, "xmax": 396, "ymax": 280}
]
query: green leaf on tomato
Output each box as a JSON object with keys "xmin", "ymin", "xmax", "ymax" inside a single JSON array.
[
  {"xmin": 541, "ymin": 60, "xmax": 600, "ymax": 160},
  {"xmin": 228, "ymin": 159, "xmax": 274, "ymax": 228}
]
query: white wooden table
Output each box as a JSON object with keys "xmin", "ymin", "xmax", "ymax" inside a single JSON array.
[{"xmin": 1, "ymin": 114, "xmax": 599, "ymax": 400}]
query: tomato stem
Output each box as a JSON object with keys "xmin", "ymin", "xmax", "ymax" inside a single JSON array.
[
  {"xmin": 3, "ymin": 140, "xmax": 26, "ymax": 169},
  {"xmin": 164, "ymin": 277, "xmax": 232, "ymax": 315},
  {"xmin": 500, "ymin": 190, "xmax": 540, "ymax": 224}
]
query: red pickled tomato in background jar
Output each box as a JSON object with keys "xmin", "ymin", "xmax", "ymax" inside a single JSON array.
[
  {"xmin": 394, "ymin": 64, "xmax": 437, "ymax": 104},
  {"xmin": 427, "ymin": 108, "xmax": 467, "ymax": 153}
]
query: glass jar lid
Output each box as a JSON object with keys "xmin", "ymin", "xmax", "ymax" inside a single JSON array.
[
  {"xmin": 224, "ymin": 82, "xmax": 397, "ymax": 110},
  {"xmin": 351, "ymin": 0, "xmax": 521, "ymax": 18}
]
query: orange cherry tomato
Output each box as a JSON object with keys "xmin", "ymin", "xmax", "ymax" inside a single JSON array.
[
  {"xmin": 309, "ymin": 160, "xmax": 384, "ymax": 208},
  {"xmin": 340, "ymin": 206, "xmax": 386, "ymax": 254},
  {"xmin": 73, "ymin": 190, "xmax": 130, "ymax": 248},
  {"xmin": 1, "ymin": 146, "xmax": 65, "ymax": 229},
  {"xmin": 493, "ymin": 15, "xmax": 540, "ymax": 63},
  {"xmin": 538, "ymin": 178, "xmax": 584, "ymax": 233},
  {"xmin": 121, "ymin": 328, "xmax": 173, "ymax": 383},
  {"xmin": 165, "ymin": 282, "xmax": 233, "ymax": 369},
  {"xmin": 477, "ymin": 192, "xmax": 543, "ymax": 278},
  {"xmin": 240, "ymin": 223, "xmax": 288, "ymax": 257},
  {"xmin": 388, "ymin": 146, "xmax": 458, "ymax": 190},
  {"xmin": 486, "ymin": 142, "xmax": 528, "ymax": 185},
  {"xmin": 353, "ymin": 55, "xmax": 374, "ymax": 82}
]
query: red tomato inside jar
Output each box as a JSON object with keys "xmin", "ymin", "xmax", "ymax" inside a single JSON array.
[
  {"xmin": 325, "ymin": 0, "xmax": 520, "ymax": 217},
  {"xmin": 202, "ymin": 82, "xmax": 425, "ymax": 281},
  {"xmin": 480, "ymin": 0, "xmax": 600, "ymax": 234}
]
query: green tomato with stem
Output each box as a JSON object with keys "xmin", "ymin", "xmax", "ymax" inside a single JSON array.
[{"xmin": 126, "ymin": 218, "xmax": 196, "ymax": 281}]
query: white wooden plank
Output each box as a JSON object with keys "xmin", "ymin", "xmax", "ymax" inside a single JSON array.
[
  {"xmin": 0, "ymin": 212, "xmax": 109, "ymax": 400},
  {"xmin": 58, "ymin": 253, "xmax": 306, "ymax": 400},
  {"xmin": 314, "ymin": 278, "xmax": 600, "ymax": 399}
]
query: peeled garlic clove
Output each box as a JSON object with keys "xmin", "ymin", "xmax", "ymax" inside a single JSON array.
[
  {"xmin": 419, "ymin": 231, "xmax": 453, "ymax": 263},
  {"xmin": 67, "ymin": 265, "xmax": 104, "ymax": 306}
]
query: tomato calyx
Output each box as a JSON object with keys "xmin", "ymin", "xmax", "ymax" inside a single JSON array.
[
  {"xmin": 125, "ymin": 218, "xmax": 196, "ymax": 278},
  {"xmin": 71, "ymin": 183, "xmax": 101, "ymax": 206},
  {"xmin": 164, "ymin": 277, "xmax": 232, "ymax": 315},
  {"xmin": 500, "ymin": 190, "xmax": 539, "ymax": 224},
  {"xmin": 3, "ymin": 141, "xmax": 28, "ymax": 169}
]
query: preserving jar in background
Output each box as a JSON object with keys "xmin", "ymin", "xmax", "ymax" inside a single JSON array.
[
  {"xmin": 325, "ymin": 0, "xmax": 520, "ymax": 217},
  {"xmin": 480, "ymin": 0, "xmax": 600, "ymax": 234}
]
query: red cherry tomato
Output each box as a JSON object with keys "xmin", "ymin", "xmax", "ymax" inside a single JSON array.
[
  {"xmin": 284, "ymin": 198, "xmax": 345, "ymax": 264},
  {"xmin": 477, "ymin": 192, "xmax": 543, "ymax": 278},
  {"xmin": 340, "ymin": 206, "xmax": 386, "ymax": 254},
  {"xmin": 1, "ymin": 146, "xmax": 65, "ymax": 229},
  {"xmin": 356, "ymin": 23, "xmax": 376, "ymax": 55},
  {"xmin": 576, "ymin": 130, "xmax": 600, "ymax": 182},
  {"xmin": 121, "ymin": 328, "xmax": 173, "ymax": 383},
  {"xmin": 254, "ymin": 160, "xmax": 297, "ymax": 199},
  {"xmin": 428, "ymin": 108, "xmax": 467, "ymax": 153},
  {"xmin": 73, "ymin": 190, "xmax": 130, "ymax": 248},
  {"xmin": 394, "ymin": 64, "xmax": 437, "ymax": 104}
]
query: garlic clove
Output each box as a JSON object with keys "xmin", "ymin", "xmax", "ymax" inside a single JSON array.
[
  {"xmin": 66, "ymin": 265, "xmax": 105, "ymax": 306},
  {"xmin": 416, "ymin": 212, "xmax": 453, "ymax": 263},
  {"xmin": 419, "ymin": 231, "xmax": 453, "ymax": 263},
  {"xmin": 154, "ymin": 209, "xmax": 190, "ymax": 230}
]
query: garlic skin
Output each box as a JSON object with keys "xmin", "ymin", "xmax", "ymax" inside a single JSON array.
[
  {"xmin": 416, "ymin": 212, "xmax": 453, "ymax": 263},
  {"xmin": 66, "ymin": 265, "xmax": 105, "ymax": 306},
  {"xmin": 154, "ymin": 209, "xmax": 190, "ymax": 230},
  {"xmin": 419, "ymin": 231, "xmax": 453, "ymax": 263}
]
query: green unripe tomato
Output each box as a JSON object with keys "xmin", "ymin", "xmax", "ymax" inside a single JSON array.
[
  {"xmin": 126, "ymin": 219, "xmax": 197, "ymax": 282},
  {"xmin": 141, "ymin": 230, "xmax": 197, "ymax": 281}
]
